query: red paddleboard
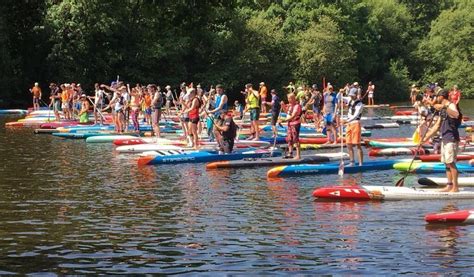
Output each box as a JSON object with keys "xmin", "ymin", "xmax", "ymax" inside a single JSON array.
[
  {"xmin": 312, "ymin": 186, "xmax": 372, "ymax": 201},
  {"xmin": 369, "ymin": 147, "xmax": 427, "ymax": 157},
  {"xmin": 425, "ymin": 210, "xmax": 474, "ymax": 224},
  {"xmin": 299, "ymin": 137, "xmax": 344, "ymax": 144},
  {"xmin": 395, "ymin": 110, "xmax": 417, "ymax": 116},
  {"xmin": 114, "ymin": 138, "xmax": 148, "ymax": 146},
  {"xmin": 418, "ymin": 153, "xmax": 474, "ymax": 162}
]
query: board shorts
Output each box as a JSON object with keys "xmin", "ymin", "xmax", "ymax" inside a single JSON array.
[
  {"xmin": 221, "ymin": 138, "xmax": 234, "ymax": 154},
  {"xmin": 250, "ymin": 108, "xmax": 260, "ymax": 121},
  {"xmin": 33, "ymin": 97, "xmax": 39, "ymax": 104},
  {"xmin": 79, "ymin": 112, "xmax": 89, "ymax": 123},
  {"xmin": 324, "ymin": 113, "xmax": 334, "ymax": 126},
  {"xmin": 345, "ymin": 121, "xmax": 361, "ymax": 145},
  {"xmin": 287, "ymin": 123, "xmax": 300, "ymax": 145},
  {"xmin": 152, "ymin": 109, "xmax": 161, "ymax": 125},
  {"xmin": 271, "ymin": 111, "xmax": 279, "ymax": 126},
  {"xmin": 75, "ymin": 102, "xmax": 81, "ymax": 111},
  {"xmin": 53, "ymin": 101, "xmax": 61, "ymax": 112},
  {"xmin": 145, "ymin": 107, "xmax": 152, "ymax": 115},
  {"xmin": 441, "ymin": 141, "xmax": 459, "ymax": 164},
  {"xmin": 61, "ymin": 102, "xmax": 69, "ymax": 109},
  {"xmin": 190, "ymin": 117, "xmax": 199, "ymax": 124}
]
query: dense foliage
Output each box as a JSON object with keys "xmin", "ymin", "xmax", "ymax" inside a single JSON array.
[{"xmin": 0, "ymin": 0, "xmax": 471, "ymax": 107}]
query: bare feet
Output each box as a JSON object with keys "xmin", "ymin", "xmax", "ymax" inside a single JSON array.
[
  {"xmin": 438, "ymin": 184, "xmax": 452, "ymax": 192},
  {"xmin": 292, "ymin": 156, "xmax": 301, "ymax": 160},
  {"xmin": 449, "ymin": 187, "xmax": 459, "ymax": 193}
]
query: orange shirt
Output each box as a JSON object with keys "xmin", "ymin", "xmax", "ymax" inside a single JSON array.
[
  {"xmin": 31, "ymin": 87, "xmax": 41, "ymax": 97},
  {"xmin": 61, "ymin": 91, "xmax": 69, "ymax": 102},
  {"xmin": 144, "ymin": 94, "xmax": 152, "ymax": 108},
  {"xmin": 259, "ymin": 86, "xmax": 268, "ymax": 100}
]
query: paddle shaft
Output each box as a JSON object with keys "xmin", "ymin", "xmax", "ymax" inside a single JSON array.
[{"xmin": 396, "ymin": 115, "xmax": 436, "ymax": 186}]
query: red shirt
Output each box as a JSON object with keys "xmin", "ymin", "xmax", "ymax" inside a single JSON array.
[
  {"xmin": 449, "ymin": 90, "xmax": 461, "ymax": 104},
  {"xmin": 288, "ymin": 103, "xmax": 302, "ymax": 126}
]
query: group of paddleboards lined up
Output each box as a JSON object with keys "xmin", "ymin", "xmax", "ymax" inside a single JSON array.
[{"xmin": 2, "ymin": 80, "xmax": 472, "ymax": 225}]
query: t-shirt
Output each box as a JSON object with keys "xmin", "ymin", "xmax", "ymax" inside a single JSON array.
[
  {"xmin": 271, "ymin": 95, "xmax": 281, "ymax": 113},
  {"xmin": 221, "ymin": 116, "xmax": 237, "ymax": 140},
  {"xmin": 440, "ymin": 104, "xmax": 460, "ymax": 143},
  {"xmin": 247, "ymin": 91, "xmax": 259, "ymax": 109},
  {"xmin": 449, "ymin": 90, "xmax": 461, "ymax": 104}
]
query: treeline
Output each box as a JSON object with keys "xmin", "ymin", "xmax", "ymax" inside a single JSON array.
[{"xmin": 0, "ymin": 0, "xmax": 472, "ymax": 107}]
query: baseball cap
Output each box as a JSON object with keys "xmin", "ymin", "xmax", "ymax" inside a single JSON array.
[{"xmin": 437, "ymin": 89, "xmax": 448, "ymax": 98}]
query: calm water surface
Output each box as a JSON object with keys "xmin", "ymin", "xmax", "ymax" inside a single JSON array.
[{"xmin": 0, "ymin": 101, "xmax": 473, "ymax": 274}]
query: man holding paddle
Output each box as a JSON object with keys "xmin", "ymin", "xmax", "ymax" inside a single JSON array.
[
  {"xmin": 342, "ymin": 88, "xmax": 364, "ymax": 166},
  {"xmin": 423, "ymin": 89, "xmax": 461, "ymax": 192}
]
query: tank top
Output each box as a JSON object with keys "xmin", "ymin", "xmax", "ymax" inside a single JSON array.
[
  {"xmin": 248, "ymin": 91, "xmax": 259, "ymax": 109},
  {"xmin": 188, "ymin": 97, "xmax": 201, "ymax": 119},
  {"xmin": 288, "ymin": 103, "xmax": 302, "ymax": 126},
  {"xmin": 348, "ymin": 99, "xmax": 363, "ymax": 121},
  {"xmin": 214, "ymin": 94, "xmax": 228, "ymax": 115}
]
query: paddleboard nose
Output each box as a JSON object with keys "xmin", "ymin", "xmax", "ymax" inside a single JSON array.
[
  {"xmin": 312, "ymin": 186, "xmax": 371, "ymax": 201},
  {"xmin": 267, "ymin": 166, "xmax": 285, "ymax": 178},
  {"xmin": 206, "ymin": 161, "xmax": 228, "ymax": 170},
  {"xmin": 137, "ymin": 155, "xmax": 155, "ymax": 166}
]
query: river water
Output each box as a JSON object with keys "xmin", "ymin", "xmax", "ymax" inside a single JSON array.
[{"xmin": 0, "ymin": 101, "xmax": 473, "ymax": 274}]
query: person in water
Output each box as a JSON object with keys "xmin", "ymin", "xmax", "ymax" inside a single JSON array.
[
  {"xmin": 342, "ymin": 89, "xmax": 364, "ymax": 166},
  {"xmin": 424, "ymin": 89, "xmax": 462, "ymax": 192},
  {"xmin": 30, "ymin": 82, "xmax": 42, "ymax": 111},
  {"xmin": 214, "ymin": 112, "xmax": 238, "ymax": 154}
]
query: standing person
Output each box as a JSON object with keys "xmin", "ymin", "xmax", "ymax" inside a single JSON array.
[
  {"xmin": 410, "ymin": 84, "xmax": 419, "ymax": 104},
  {"xmin": 78, "ymin": 94, "xmax": 90, "ymax": 123},
  {"xmin": 92, "ymin": 83, "xmax": 105, "ymax": 125},
  {"xmin": 150, "ymin": 84, "xmax": 163, "ymax": 138},
  {"xmin": 424, "ymin": 89, "xmax": 462, "ymax": 192},
  {"xmin": 322, "ymin": 86, "xmax": 338, "ymax": 144},
  {"xmin": 209, "ymin": 84, "xmax": 228, "ymax": 125},
  {"xmin": 165, "ymin": 85, "xmax": 173, "ymax": 115},
  {"xmin": 30, "ymin": 82, "xmax": 42, "ymax": 111},
  {"xmin": 269, "ymin": 89, "xmax": 281, "ymax": 138},
  {"xmin": 214, "ymin": 112, "xmax": 238, "ymax": 154},
  {"xmin": 366, "ymin": 81, "xmax": 375, "ymax": 105},
  {"xmin": 101, "ymin": 83, "xmax": 126, "ymax": 133},
  {"xmin": 129, "ymin": 87, "xmax": 142, "ymax": 132},
  {"xmin": 308, "ymin": 84, "xmax": 322, "ymax": 132},
  {"xmin": 60, "ymin": 84, "xmax": 71, "ymax": 120},
  {"xmin": 49, "ymin": 83, "xmax": 61, "ymax": 121},
  {"xmin": 183, "ymin": 88, "xmax": 201, "ymax": 149},
  {"xmin": 342, "ymin": 89, "xmax": 364, "ymax": 166},
  {"xmin": 353, "ymin": 82, "xmax": 362, "ymax": 100},
  {"xmin": 178, "ymin": 84, "xmax": 190, "ymax": 142},
  {"xmin": 143, "ymin": 88, "xmax": 152, "ymax": 125},
  {"xmin": 449, "ymin": 85, "xmax": 461, "ymax": 105},
  {"xmin": 244, "ymin": 83, "xmax": 260, "ymax": 140},
  {"xmin": 259, "ymin": 82, "xmax": 268, "ymax": 113},
  {"xmin": 234, "ymin": 100, "xmax": 244, "ymax": 120},
  {"xmin": 281, "ymin": 93, "xmax": 302, "ymax": 160}
]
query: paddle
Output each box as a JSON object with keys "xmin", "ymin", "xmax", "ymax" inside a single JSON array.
[
  {"xmin": 338, "ymin": 94, "xmax": 344, "ymax": 177},
  {"xmin": 395, "ymin": 116, "xmax": 435, "ymax": 187},
  {"xmin": 87, "ymin": 96, "xmax": 107, "ymax": 125}
]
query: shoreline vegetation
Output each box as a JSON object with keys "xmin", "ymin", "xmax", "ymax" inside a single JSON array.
[{"xmin": 0, "ymin": 0, "xmax": 472, "ymax": 107}]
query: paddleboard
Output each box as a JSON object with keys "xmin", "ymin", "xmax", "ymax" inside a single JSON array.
[
  {"xmin": 363, "ymin": 123, "xmax": 400, "ymax": 129},
  {"xmin": 393, "ymin": 161, "xmax": 474, "ymax": 173},
  {"xmin": 417, "ymin": 152, "xmax": 474, "ymax": 162},
  {"xmin": 138, "ymin": 148, "xmax": 282, "ymax": 165},
  {"xmin": 313, "ymin": 185, "xmax": 474, "ymax": 201},
  {"xmin": 86, "ymin": 135, "xmax": 139, "ymax": 143},
  {"xmin": 369, "ymin": 147, "xmax": 430, "ymax": 157},
  {"xmin": 206, "ymin": 153, "xmax": 349, "ymax": 169},
  {"xmin": 267, "ymin": 160, "xmax": 399, "ymax": 178},
  {"xmin": 418, "ymin": 177, "xmax": 474, "ymax": 187},
  {"xmin": 425, "ymin": 210, "xmax": 474, "ymax": 224}
]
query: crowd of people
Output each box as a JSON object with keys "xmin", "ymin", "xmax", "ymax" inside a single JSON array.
[{"xmin": 29, "ymin": 80, "xmax": 464, "ymax": 188}]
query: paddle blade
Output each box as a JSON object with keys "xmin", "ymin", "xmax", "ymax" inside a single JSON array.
[
  {"xmin": 338, "ymin": 161, "xmax": 344, "ymax": 176},
  {"xmin": 395, "ymin": 177, "xmax": 405, "ymax": 187},
  {"xmin": 412, "ymin": 128, "xmax": 420, "ymax": 144}
]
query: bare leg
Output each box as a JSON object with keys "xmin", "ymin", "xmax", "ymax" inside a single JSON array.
[
  {"xmin": 347, "ymin": 144, "xmax": 354, "ymax": 165},
  {"xmin": 357, "ymin": 144, "xmax": 363, "ymax": 165},
  {"xmin": 293, "ymin": 142, "xmax": 301, "ymax": 160}
]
